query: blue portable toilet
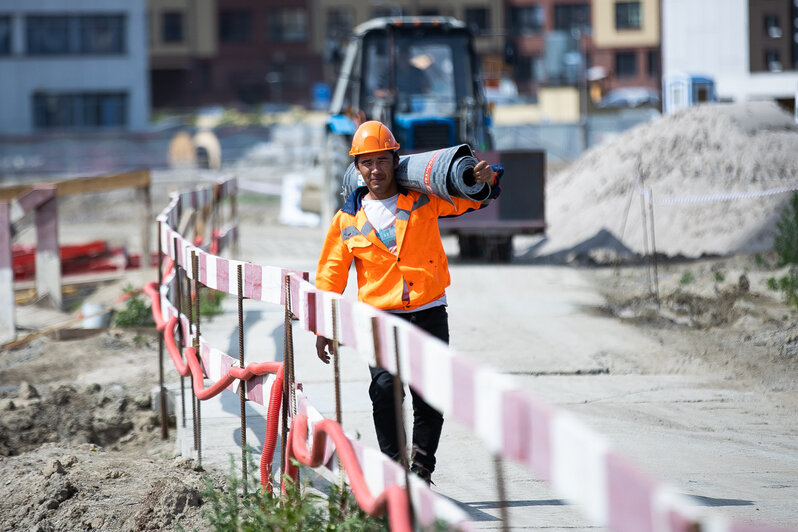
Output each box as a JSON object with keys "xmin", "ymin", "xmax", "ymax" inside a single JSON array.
[{"xmin": 663, "ymin": 73, "xmax": 716, "ymax": 114}]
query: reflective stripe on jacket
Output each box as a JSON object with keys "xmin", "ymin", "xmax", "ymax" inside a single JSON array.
[{"xmin": 315, "ymin": 186, "xmax": 484, "ymax": 311}]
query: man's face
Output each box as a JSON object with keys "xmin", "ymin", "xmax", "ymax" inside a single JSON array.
[{"xmin": 356, "ymin": 150, "xmax": 398, "ymax": 199}]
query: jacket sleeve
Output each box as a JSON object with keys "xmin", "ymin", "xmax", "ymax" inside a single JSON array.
[{"xmin": 314, "ymin": 215, "xmax": 353, "ymax": 295}]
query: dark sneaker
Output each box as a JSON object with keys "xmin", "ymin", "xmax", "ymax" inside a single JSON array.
[{"xmin": 410, "ymin": 463, "xmax": 433, "ymax": 485}]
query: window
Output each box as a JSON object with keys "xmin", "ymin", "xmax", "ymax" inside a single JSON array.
[
  {"xmin": 513, "ymin": 55, "xmax": 536, "ymax": 82},
  {"xmin": 27, "ymin": 15, "xmax": 125, "ymax": 55},
  {"xmin": 764, "ymin": 15, "xmax": 781, "ymax": 38},
  {"xmin": 0, "ymin": 16, "xmax": 11, "ymax": 55},
  {"xmin": 766, "ymin": 49, "xmax": 782, "ymax": 71},
  {"xmin": 465, "ymin": 8, "xmax": 489, "ymax": 35},
  {"xmin": 647, "ymin": 50, "xmax": 658, "ymax": 78},
  {"xmin": 80, "ymin": 15, "xmax": 125, "ymax": 53},
  {"xmin": 269, "ymin": 9, "xmax": 307, "ymax": 42},
  {"xmin": 508, "ymin": 5, "xmax": 544, "ymax": 35},
  {"xmin": 615, "ymin": 51, "xmax": 637, "ymax": 77},
  {"xmin": 284, "ymin": 63, "xmax": 308, "ymax": 89},
  {"xmin": 615, "ymin": 1, "xmax": 641, "ymax": 30},
  {"xmin": 219, "ymin": 10, "xmax": 252, "ymax": 43},
  {"xmin": 326, "ymin": 7, "xmax": 354, "ymax": 38},
  {"xmin": 162, "ymin": 12, "xmax": 183, "ymax": 43},
  {"xmin": 554, "ymin": 4, "xmax": 590, "ymax": 35},
  {"xmin": 33, "ymin": 92, "xmax": 127, "ymax": 129}
]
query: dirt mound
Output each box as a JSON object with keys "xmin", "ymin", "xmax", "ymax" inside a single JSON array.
[
  {"xmin": 594, "ymin": 253, "xmax": 798, "ymax": 391},
  {"xmin": 0, "ymin": 330, "xmax": 216, "ymax": 531},
  {"xmin": 0, "ymin": 444, "xmax": 209, "ymax": 531},
  {"xmin": 541, "ymin": 102, "xmax": 798, "ymax": 259},
  {"xmin": 0, "ymin": 382, "xmax": 154, "ymax": 457}
]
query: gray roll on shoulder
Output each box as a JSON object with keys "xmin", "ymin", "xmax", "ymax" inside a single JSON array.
[{"xmin": 342, "ymin": 144, "xmax": 491, "ymax": 204}]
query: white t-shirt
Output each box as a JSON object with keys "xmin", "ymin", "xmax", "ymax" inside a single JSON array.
[{"xmin": 362, "ymin": 194, "xmax": 399, "ymax": 253}]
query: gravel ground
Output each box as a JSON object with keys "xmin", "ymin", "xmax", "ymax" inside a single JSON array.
[{"xmin": 2, "ymin": 102, "xmax": 797, "ymax": 530}]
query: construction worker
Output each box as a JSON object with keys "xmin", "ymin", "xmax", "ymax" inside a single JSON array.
[{"xmin": 314, "ymin": 120, "xmax": 501, "ymax": 483}]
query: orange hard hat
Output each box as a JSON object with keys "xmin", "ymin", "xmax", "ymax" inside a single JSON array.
[{"xmin": 349, "ymin": 121, "xmax": 400, "ymax": 156}]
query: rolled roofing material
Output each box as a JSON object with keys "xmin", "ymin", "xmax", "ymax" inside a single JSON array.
[{"xmin": 342, "ymin": 144, "xmax": 491, "ymax": 203}]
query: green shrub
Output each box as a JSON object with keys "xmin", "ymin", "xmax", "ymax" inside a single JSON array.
[
  {"xmin": 769, "ymin": 192, "xmax": 798, "ymax": 307},
  {"xmin": 767, "ymin": 270, "xmax": 798, "ymax": 307},
  {"xmin": 113, "ymin": 285, "xmax": 155, "ymax": 328},
  {"xmin": 179, "ymin": 289, "xmax": 226, "ymax": 321},
  {"xmin": 713, "ymin": 270, "xmax": 725, "ymax": 283},
  {"xmin": 199, "ymin": 289, "xmax": 225, "ymax": 319},
  {"xmin": 198, "ymin": 453, "xmax": 390, "ymax": 532},
  {"xmin": 775, "ymin": 192, "xmax": 798, "ymax": 266},
  {"xmin": 753, "ymin": 253, "xmax": 769, "ymax": 268},
  {"xmin": 679, "ymin": 271, "xmax": 695, "ymax": 285}
]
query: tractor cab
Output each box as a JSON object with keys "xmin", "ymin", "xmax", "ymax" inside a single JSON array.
[{"xmin": 327, "ymin": 17, "xmax": 493, "ymax": 153}]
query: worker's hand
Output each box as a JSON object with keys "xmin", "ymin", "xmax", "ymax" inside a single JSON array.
[
  {"xmin": 473, "ymin": 160, "xmax": 496, "ymax": 185},
  {"xmin": 316, "ymin": 336, "xmax": 333, "ymax": 364}
]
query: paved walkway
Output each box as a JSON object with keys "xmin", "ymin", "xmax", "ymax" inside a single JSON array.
[{"xmin": 167, "ymin": 224, "xmax": 798, "ymax": 531}]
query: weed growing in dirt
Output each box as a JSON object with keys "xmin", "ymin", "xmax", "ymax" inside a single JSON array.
[
  {"xmin": 767, "ymin": 274, "xmax": 798, "ymax": 307},
  {"xmin": 199, "ymin": 289, "xmax": 225, "ymax": 319},
  {"xmin": 179, "ymin": 289, "xmax": 226, "ymax": 320},
  {"xmin": 775, "ymin": 192, "xmax": 798, "ymax": 266},
  {"xmin": 113, "ymin": 285, "xmax": 155, "ymax": 328},
  {"xmin": 753, "ymin": 253, "xmax": 770, "ymax": 268},
  {"xmin": 679, "ymin": 271, "xmax": 695, "ymax": 285},
  {"xmin": 713, "ymin": 270, "xmax": 726, "ymax": 283},
  {"xmin": 196, "ymin": 453, "xmax": 390, "ymax": 531},
  {"xmin": 768, "ymin": 192, "xmax": 798, "ymax": 307}
]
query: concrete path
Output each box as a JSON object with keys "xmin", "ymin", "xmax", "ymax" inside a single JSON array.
[{"xmin": 170, "ymin": 227, "xmax": 798, "ymax": 531}]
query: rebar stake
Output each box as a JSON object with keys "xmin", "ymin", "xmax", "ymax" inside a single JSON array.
[
  {"xmin": 281, "ymin": 275, "xmax": 292, "ymax": 490},
  {"xmin": 174, "ymin": 238, "xmax": 186, "ymax": 429},
  {"xmin": 393, "ymin": 325, "xmax": 414, "ymax": 527},
  {"xmin": 192, "ymin": 250, "xmax": 202, "ymax": 466},
  {"xmin": 157, "ymin": 222, "xmax": 168, "ymax": 440},
  {"xmin": 237, "ymin": 264, "xmax": 247, "ymax": 492},
  {"xmin": 494, "ymin": 454, "xmax": 510, "ymax": 531},
  {"xmin": 648, "ymin": 190, "xmax": 661, "ymax": 308},
  {"xmin": 639, "ymin": 182, "xmax": 652, "ymax": 296},
  {"xmin": 616, "ymin": 184, "xmax": 635, "ymax": 278},
  {"xmin": 331, "ymin": 299, "xmax": 346, "ymax": 512}
]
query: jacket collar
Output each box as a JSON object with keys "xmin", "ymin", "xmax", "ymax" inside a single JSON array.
[{"xmin": 341, "ymin": 183, "xmax": 410, "ymax": 216}]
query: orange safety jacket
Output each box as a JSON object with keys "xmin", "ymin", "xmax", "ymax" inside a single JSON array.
[{"xmin": 315, "ymin": 185, "xmax": 488, "ymax": 311}]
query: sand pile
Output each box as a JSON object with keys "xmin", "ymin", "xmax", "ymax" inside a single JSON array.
[{"xmin": 540, "ymin": 101, "xmax": 798, "ymax": 259}]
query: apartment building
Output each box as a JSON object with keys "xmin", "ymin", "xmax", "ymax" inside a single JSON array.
[
  {"xmin": 148, "ymin": 0, "xmax": 217, "ymax": 109},
  {"xmin": 149, "ymin": 0, "xmax": 323, "ymax": 108},
  {"xmin": 662, "ymin": 0, "xmax": 798, "ymax": 105},
  {"xmin": 310, "ymin": 0, "xmax": 505, "ymax": 86},
  {"xmin": 591, "ymin": 0, "xmax": 660, "ymax": 93},
  {"xmin": 499, "ymin": 0, "xmax": 660, "ymax": 101},
  {"xmin": 0, "ymin": 0, "xmax": 149, "ymax": 135}
]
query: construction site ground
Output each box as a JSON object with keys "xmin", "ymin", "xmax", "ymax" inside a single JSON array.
[{"xmin": 1, "ymin": 103, "xmax": 798, "ymax": 531}]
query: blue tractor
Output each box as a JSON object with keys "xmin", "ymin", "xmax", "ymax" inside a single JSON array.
[
  {"xmin": 320, "ymin": 16, "xmax": 545, "ymax": 261},
  {"xmin": 321, "ymin": 17, "xmax": 493, "ymax": 207}
]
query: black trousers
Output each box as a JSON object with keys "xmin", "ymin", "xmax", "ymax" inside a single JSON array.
[{"xmin": 369, "ymin": 305, "xmax": 448, "ymax": 473}]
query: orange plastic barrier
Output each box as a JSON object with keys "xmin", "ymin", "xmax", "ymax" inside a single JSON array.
[
  {"xmin": 285, "ymin": 414, "xmax": 412, "ymax": 532},
  {"xmin": 146, "ymin": 285, "xmax": 285, "ymax": 489}
]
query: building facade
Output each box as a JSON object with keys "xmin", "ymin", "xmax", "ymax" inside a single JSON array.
[
  {"xmin": 0, "ymin": 0, "xmax": 149, "ymax": 135},
  {"xmin": 310, "ymin": 0, "xmax": 505, "ymax": 88},
  {"xmin": 500, "ymin": 0, "xmax": 660, "ymax": 101},
  {"xmin": 148, "ymin": 0, "xmax": 218, "ymax": 109},
  {"xmin": 590, "ymin": 0, "xmax": 660, "ymax": 94},
  {"xmin": 149, "ymin": 0, "xmax": 324, "ymax": 109},
  {"xmin": 662, "ymin": 0, "xmax": 798, "ymax": 106}
]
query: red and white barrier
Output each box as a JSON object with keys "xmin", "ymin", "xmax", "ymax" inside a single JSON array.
[{"xmin": 150, "ymin": 176, "xmax": 796, "ymax": 532}]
